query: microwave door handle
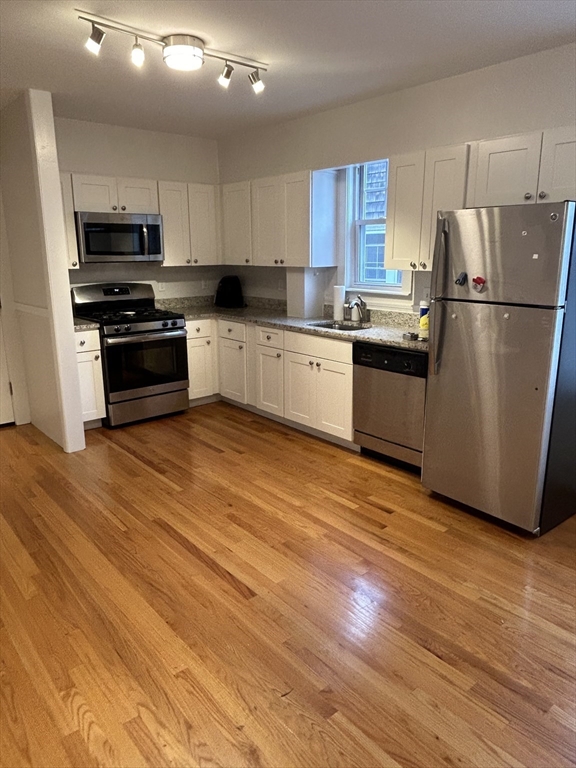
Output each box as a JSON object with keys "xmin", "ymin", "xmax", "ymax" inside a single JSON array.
[{"xmin": 142, "ymin": 224, "xmax": 149, "ymax": 256}]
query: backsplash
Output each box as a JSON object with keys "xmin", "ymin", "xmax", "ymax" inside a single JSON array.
[
  {"xmin": 323, "ymin": 304, "xmax": 420, "ymax": 328},
  {"xmin": 157, "ymin": 295, "xmax": 287, "ymax": 313}
]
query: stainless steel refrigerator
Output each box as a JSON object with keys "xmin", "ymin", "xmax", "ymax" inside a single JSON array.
[{"xmin": 422, "ymin": 202, "xmax": 575, "ymax": 534}]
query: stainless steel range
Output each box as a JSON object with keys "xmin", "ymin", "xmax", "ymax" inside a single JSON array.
[{"xmin": 72, "ymin": 283, "xmax": 189, "ymax": 427}]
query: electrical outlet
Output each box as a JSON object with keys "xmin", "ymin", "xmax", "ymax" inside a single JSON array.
[{"xmin": 158, "ymin": 282, "xmax": 165, "ymax": 291}]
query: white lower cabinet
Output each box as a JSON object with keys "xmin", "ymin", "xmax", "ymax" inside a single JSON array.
[
  {"xmin": 187, "ymin": 320, "xmax": 217, "ymax": 400},
  {"xmin": 255, "ymin": 344, "xmax": 284, "ymax": 416},
  {"xmin": 76, "ymin": 347, "xmax": 106, "ymax": 422},
  {"xmin": 283, "ymin": 333, "xmax": 353, "ymax": 441},
  {"xmin": 219, "ymin": 337, "xmax": 247, "ymax": 404}
]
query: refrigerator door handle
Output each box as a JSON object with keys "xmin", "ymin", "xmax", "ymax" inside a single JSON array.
[
  {"xmin": 428, "ymin": 299, "xmax": 443, "ymax": 376},
  {"xmin": 431, "ymin": 214, "xmax": 447, "ymax": 300}
]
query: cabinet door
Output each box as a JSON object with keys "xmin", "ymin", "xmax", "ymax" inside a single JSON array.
[
  {"xmin": 77, "ymin": 351, "xmax": 106, "ymax": 421},
  {"xmin": 315, "ymin": 359, "xmax": 353, "ymax": 440},
  {"xmin": 283, "ymin": 351, "xmax": 315, "ymax": 428},
  {"xmin": 472, "ymin": 132, "xmax": 542, "ymax": 206},
  {"xmin": 384, "ymin": 152, "xmax": 425, "ymax": 271},
  {"xmin": 255, "ymin": 345, "xmax": 284, "ymax": 417},
  {"xmin": 252, "ymin": 176, "xmax": 285, "ymax": 266},
  {"xmin": 219, "ymin": 338, "xmax": 247, "ymax": 403},
  {"xmin": 60, "ymin": 172, "xmax": 79, "ymax": 269},
  {"xmin": 117, "ymin": 178, "xmax": 159, "ymax": 214},
  {"xmin": 419, "ymin": 144, "xmax": 469, "ymax": 271},
  {"xmin": 187, "ymin": 337, "xmax": 215, "ymax": 399},
  {"xmin": 222, "ymin": 182, "xmax": 252, "ymax": 265},
  {"xmin": 284, "ymin": 171, "xmax": 311, "ymax": 267},
  {"xmin": 188, "ymin": 184, "xmax": 219, "ymax": 265},
  {"xmin": 158, "ymin": 181, "xmax": 191, "ymax": 267},
  {"xmin": 72, "ymin": 174, "xmax": 118, "ymax": 212},
  {"xmin": 537, "ymin": 126, "xmax": 576, "ymax": 203}
]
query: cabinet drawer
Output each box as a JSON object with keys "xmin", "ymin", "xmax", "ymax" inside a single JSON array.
[
  {"xmin": 218, "ymin": 319, "xmax": 246, "ymax": 342},
  {"xmin": 75, "ymin": 330, "xmax": 101, "ymax": 353},
  {"xmin": 187, "ymin": 319, "xmax": 213, "ymax": 338},
  {"xmin": 284, "ymin": 331, "xmax": 352, "ymax": 364},
  {"xmin": 256, "ymin": 326, "xmax": 284, "ymax": 349}
]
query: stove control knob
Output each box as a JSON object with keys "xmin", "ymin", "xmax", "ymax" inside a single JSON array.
[
  {"xmin": 162, "ymin": 321, "xmax": 169, "ymax": 328},
  {"xmin": 114, "ymin": 325, "xmax": 121, "ymax": 333},
  {"xmin": 403, "ymin": 361, "xmax": 413, "ymax": 371},
  {"xmin": 171, "ymin": 319, "xmax": 178, "ymax": 327},
  {"xmin": 124, "ymin": 325, "xmax": 131, "ymax": 332}
]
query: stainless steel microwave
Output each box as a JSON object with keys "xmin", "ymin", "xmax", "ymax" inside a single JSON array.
[{"xmin": 75, "ymin": 212, "xmax": 164, "ymax": 263}]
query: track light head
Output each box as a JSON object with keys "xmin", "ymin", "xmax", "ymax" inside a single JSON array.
[
  {"xmin": 85, "ymin": 23, "xmax": 105, "ymax": 55},
  {"xmin": 162, "ymin": 35, "xmax": 205, "ymax": 71},
  {"xmin": 248, "ymin": 69, "xmax": 265, "ymax": 94},
  {"xmin": 131, "ymin": 38, "xmax": 145, "ymax": 67},
  {"xmin": 218, "ymin": 62, "xmax": 234, "ymax": 89}
]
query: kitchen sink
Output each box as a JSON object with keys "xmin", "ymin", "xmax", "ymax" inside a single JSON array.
[{"xmin": 307, "ymin": 320, "xmax": 372, "ymax": 332}]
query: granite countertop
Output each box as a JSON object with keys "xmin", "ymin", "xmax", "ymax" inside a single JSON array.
[
  {"xmin": 181, "ymin": 306, "xmax": 428, "ymax": 351},
  {"xmin": 74, "ymin": 305, "xmax": 427, "ymax": 351}
]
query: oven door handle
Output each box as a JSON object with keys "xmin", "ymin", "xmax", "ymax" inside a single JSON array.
[{"xmin": 103, "ymin": 329, "xmax": 187, "ymax": 346}]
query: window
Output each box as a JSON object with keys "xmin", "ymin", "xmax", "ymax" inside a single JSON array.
[{"xmin": 348, "ymin": 160, "xmax": 411, "ymax": 295}]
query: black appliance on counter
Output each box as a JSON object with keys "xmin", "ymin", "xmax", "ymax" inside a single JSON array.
[
  {"xmin": 214, "ymin": 275, "xmax": 246, "ymax": 308},
  {"xmin": 72, "ymin": 283, "xmax": 188, "ymax": 427}
]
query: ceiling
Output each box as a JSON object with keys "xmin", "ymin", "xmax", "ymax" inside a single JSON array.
[{"xmin": 1, "ymin": 0, "xmax": 574, "ymax": 139}]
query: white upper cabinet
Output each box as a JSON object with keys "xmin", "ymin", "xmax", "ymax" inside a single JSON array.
[
  {"xmin": 384, "ymin": 151, "xmax": 426, "ymax": 270},
  {"xmin": 158, "ymin": 181, "xmax": 191, "ymax": 267},
  {"xmin": 252, "ymin": 176, "xmax": 286, "ymax": 266},
  {"xmin": 72, "ymin": 174, "xmax": 158, "ymax": 213},
  {"xmin": 72, "ymin": 175, "xmax": 118, "ymax": 212},
  {"xmin": 59, "ymin": 172, "xmax": 79, "ymax": 269},
  {"xmin": 116, "ymin": 178, "xmax": 159, "ymax": 213},
  {"xmin": 418, "ymin": 144, "xmax": 469, "ymax": 271},
  {"xmin": 249, "ymin": 170, "xmax": 337, "ymax": 268},
  {"xmin": 188, "ymin": 184, "xmax": 220, "ymax": 265},
  {"xmin": 537, "ymin": 126, "xmax": 576, "ymax": 203},
  {"xmin": 222, "ymin": 182, "xmax": 252, "ymax": 265},
  {"xmin": 470, "ymin": 132, "xmax": 543, "ymax": 206}
]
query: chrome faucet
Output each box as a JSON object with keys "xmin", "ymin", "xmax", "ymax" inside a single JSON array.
[{"xmin": 347, "ymin": 295, "xmax": 369, "ymax": 323}]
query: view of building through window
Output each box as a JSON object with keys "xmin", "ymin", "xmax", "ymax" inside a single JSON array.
[{"xmin": 356, "ymin": 160, "xmax": 403, "ymax": 288}]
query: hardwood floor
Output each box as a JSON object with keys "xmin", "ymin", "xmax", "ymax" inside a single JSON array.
[{"xmin": 0, "ymin": 401, "xmax": 574, "ymax": 768}]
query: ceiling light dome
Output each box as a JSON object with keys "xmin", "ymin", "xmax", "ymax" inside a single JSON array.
[{"xmin": 162, "ymin": 35, "xmax": 205, "ymax": 71}]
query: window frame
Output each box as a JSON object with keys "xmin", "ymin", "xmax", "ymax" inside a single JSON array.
[{"xmin": 345, "ymin": 164, "xmax": 412, "ymax": 296}]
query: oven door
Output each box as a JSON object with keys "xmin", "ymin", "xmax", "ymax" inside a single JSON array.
[
  {"xmin": 102, "ymin": 329, "xmax": 188, "ymax": 403},
  {"xmin": 76, "ymin": 212, "xmax": 163, "ymax": 263}
]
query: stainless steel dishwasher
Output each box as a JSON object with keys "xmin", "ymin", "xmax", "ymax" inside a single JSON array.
[{"xmin": 353, "ymin": 342, "xmax": 428, "ymax": 467}]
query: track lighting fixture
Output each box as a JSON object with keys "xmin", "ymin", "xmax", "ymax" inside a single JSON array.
[
  {"xmin": 131, "ymin": 37, "xmax": 144, "ymax": 67},
  {"xmin": 248, "ymin": 70, "xmax": 265, "ymax": 94},
  {"xmin": 218, "ymin": 62, "xmax": 234, "ymax": 89},
  {"xmin": 77, "ymin": 11, "xmax": 269, "ymax": 94},
  {"xmin": 85, "ymin": 23, "xmax": 105, "ymax": 55}
]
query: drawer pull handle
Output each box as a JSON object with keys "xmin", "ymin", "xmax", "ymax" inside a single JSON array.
[
  {"xmin": 196, "ymin": 327, "xmax": 201, "ymax": 332},
  {"xmin": 316, "ymin": 362, "xmax": 321, "ymax": 368},
  {"xmin": 419, "ymin": 262, "xmax": 427, "ymax": 269},
  {"xmin": 410, "ymin": 261, "xmax": 417, "ymax": 269},
  {"xmin": 228, "ymin": 328, "xmax": 232, "ymax": 333},
  {"xmin": 121, "ymin": 205, "xmax": 126, "ymax": 211},
  {"xmin": 186, "ymin": 259, "xmax": 191, "ymax": 264},
  {"xmin": 194, "ymin": 259, "xmax": 198, "ymax": 264},
  {"xmin": 276, "ymin": 352, "xmax": 281, "ymax": 358},
  {"xmin": 206, "ymin": 340, "xmax": 211, "ymax": 345},
  {"xmin": 94, "ymin": 354, "xmax": 100, "ymax": 361},
  {"xmin": 280, "ymin": 259, "xmax": 284, "ymax": 264},
  {"xmin": 266, "ymin": 335, "xmax": 271, "ymax": 340},
  {"xmin": 309, "ymin": 360, "xmax": 314, "ymax": 366},
  {"xmin": 538, "ymin": 191, "xmax": 547, "ymax": 199},
  {"xmin": 79, "ymin": 340, "xmax": 86, "ymax": 346},
  {"xmin": 112, "ymin": 205, "xmax": 118, "ymax": 211},
  {"xmin": 239, "ymin": 344, "xmax": 244, "ymax": 350},
  {"xmin": 524, "ymin": 192, "xmax": 533, "ymax": 200},
  {"xmin": 72, "ymin": 261, "xmax": 78, "ymax": 267},
  {"xmin": 245, "ymin": 258, "xmax": 250, "ymax": 263}
]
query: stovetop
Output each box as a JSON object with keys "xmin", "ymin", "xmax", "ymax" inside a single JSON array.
[{"xmin": 75, "ymin": 308, "xmax": 186, "ymax": 336}]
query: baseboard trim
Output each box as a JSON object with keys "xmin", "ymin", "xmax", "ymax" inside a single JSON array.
[
  {"xmin": 188, "ymin": 394, "xmax": 221, "ymax": 408},
  {"xmin": 220, "ymin": 398, "xmax": 360, "ymax": 452}
]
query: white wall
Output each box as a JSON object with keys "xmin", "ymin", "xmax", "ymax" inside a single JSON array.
[
  {"xmin": 0, "ymin": 91, "xmax": 84, "ymax": 452},
  {"xmin": 219, "ymin": 44, "xmax": 576, "ymax": 181},
  {"xmin": 55, "ymin": 118, "xmax": 219, "ymax": 183}
]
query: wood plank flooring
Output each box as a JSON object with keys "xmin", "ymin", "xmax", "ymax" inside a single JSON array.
[{"xmin": 0, "ymin": 401, "xmax": 574, "ymax": 768}]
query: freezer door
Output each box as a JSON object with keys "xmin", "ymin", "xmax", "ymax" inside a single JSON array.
[
  {"xmin": 422, "ymin": 301, "xmax": 564, "ymax": 531},
  {"xmin": 432, "ymin": 202, "xmax": 574, "ymax": 306}
]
